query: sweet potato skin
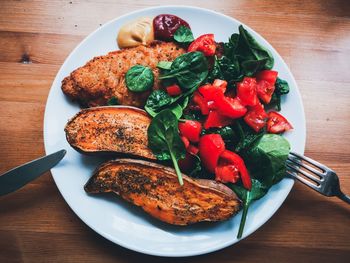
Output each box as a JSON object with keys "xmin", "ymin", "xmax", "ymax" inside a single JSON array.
[
  {"xmin": 85, "ymin": 159, "xmax": 241, "ymax": 225},
  {"xmin": 65, "ymin": 106, "xmax": 155, "ymax": 160}
]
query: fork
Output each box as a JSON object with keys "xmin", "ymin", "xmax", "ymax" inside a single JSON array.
[{"xmin": 286, "ymin": 151, "xmax": 350, "ymax": 204}]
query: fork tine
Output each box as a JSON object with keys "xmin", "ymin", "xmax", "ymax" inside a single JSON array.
[
  {"xmin": 286, "ymin": 170, "xmax": 320, "ymax": 191},
  {"xmin": 286, "ymin": 162, "xmax": 321, "ymax": 184},
  {"xmin": 289, "ymin": 152, "xmax": 328, "ymax": 172},
  {"xmin": 287, "ymin": 156, "xmax": 325, "ymax": 178}
]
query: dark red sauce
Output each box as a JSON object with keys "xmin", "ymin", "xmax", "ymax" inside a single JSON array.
[{"xmin": 153, "ymin": 14, "xmax": 190, "ymax": 41}]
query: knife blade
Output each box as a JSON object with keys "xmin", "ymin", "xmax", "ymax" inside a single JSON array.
[{"xmin": 0, "ymin": 149, "xmax": 66, "ymax": 196}]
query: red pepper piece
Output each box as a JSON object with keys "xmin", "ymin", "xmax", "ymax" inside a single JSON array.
[
  {"xmin": 256, "ymin": 70, "xmax": 278, "ymax": 86},
  {"xmin": 180, "ymin": 135, "xmax": 190, "ymax": 149}
]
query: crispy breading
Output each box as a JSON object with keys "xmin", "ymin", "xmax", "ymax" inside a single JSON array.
[{"xmin": 62, "ymin": 41, "xmax": 185, "ymax": 107}]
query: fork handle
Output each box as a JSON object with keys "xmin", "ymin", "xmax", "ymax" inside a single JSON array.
[{"xmin": 337, "ymin": 192, "xmax": 350, "ymax": 204}]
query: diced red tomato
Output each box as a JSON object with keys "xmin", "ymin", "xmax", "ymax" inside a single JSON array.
[
  {"xmin": 178, "ymin": 120, "xmax": 202, "ymax": 143},
  {"xmin": 199, "ymin": 134, "xmax": 225, "ymax": 173},
  {"xmin": 193, "ymin": 92, "xmax": 209, "ymax": 115},
  {"xmin": 244, "ymin": 103, "xmax": 268, "ymax": 132},
  {"xmin": 215, "ymin": 164, "xmax": 240, "ymax": 184},
  {"xmin": 178, "ymin": 152, "xmax": 196, "ymax": 173},
  {"xmin": 166, "ymin": 84, "xmax": 182, "ymax": 96},
  {"xmin": 187, "ymin": 144, "xmax": 199, "ymax": 155},
  {"xmin": 256, "ymin": 70, "xmax": 278, "ymax": 85},
  {"xmin": 204, "ymin": 111, "xmax": 232, "ymax": 129},
  {"xmin": 219, "ymin": 150, "xmax": 252, "ymax": 190},
  {"xmin": 207, "ymin": 100, "xmax": 217, "ymax": 110},
  {"xmin": 180, "ymin": 136, "xmax": 190, "ymax": 149},
  {"xmin": 198, "ymin": 84, "xmax": 224, "ymax": 101},
  {"xmin": 212, "ymin": 79, "xmax": 227, "ymax": 91},
  {"xmin": 237, "ymin": 77, "xmax": 258, "ymax": 106},
  {"xmin": 267, "ymin": 111, "xmax": 293, "ymax": 134},
  {"xmin": 257, "ymin": 80, "xmax": 275, "ymax": 104},
  {"xmin": 188, "ymin": 34, "xmax": 216, "ymax": 56},
  {"xmin": 213, "ymin": 93, "xmax": 247, "ymax": 119}
]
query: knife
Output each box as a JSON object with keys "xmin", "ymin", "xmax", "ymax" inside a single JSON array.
[{"xmin": 0, "ymin": 149, "xmax": 66, "ymax": 196}]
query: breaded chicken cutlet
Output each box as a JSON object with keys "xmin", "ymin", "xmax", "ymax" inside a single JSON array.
[{"xmin": 61, "ymin": 41, "xmax": 185, "ymax": 108}]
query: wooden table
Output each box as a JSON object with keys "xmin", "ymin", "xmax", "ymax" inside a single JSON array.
[{"xmin": 0, "ymin": 1, "xmax": 349, "ymax": 262}]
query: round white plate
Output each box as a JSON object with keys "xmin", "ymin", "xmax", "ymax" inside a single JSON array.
[{"xmin": 44, "ymin": 6, "xmax": 306, "ymax": 257}]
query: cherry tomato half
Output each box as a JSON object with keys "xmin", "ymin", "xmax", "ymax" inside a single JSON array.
[
  {"xmin": 237, "ymin": 77, "xmax": 258, "ymax": 106},
  {"xmin": 267, "ymin": 111, "xmax": 293, "ymax": 133},
  {"xmin": 178, "ymin": 120, "xmax": 202, "ymax": 143},
  {"xmin": 213, "ymin": 94, "xmax": 247, "ymax": 119},
  {"xmin": 166, "ymin": 84, "xmax": 182, "ymax": 96},
  {"xmin": 219, "ymin": 150, "xmax": 252, "ymax": 190},
  {"xmin": 199, "ymin": 134, "xmax": 225, "ymax": 173},
  {"xmin": 204, "ymin": 110, "xmax": 232, "ymax": 129},
  {"xmin": 244, "ymin": 103, "xmax": 268, "ymax": 132},
  {"xmin": 188, "ymin": 34, "xmax": 216, "ymax": 56}
]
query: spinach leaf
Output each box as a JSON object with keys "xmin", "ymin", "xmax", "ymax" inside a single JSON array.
[
  {"xmin": 236, "ymin": 25, "xmax": 274, "ymax": 75},
  {"xmin": 266, "ymin": 77, "xmax": 290, "ymax": 111},
  {"xmin": 147, "ymin": 110, "xmax": 186, "ymax": 185},
  {"xmin": 126, "ymin": 65, "xmax": 154, "ymax": 92},
  {"xmin": 244, "ymin": 134, "xmax": 290, "ymax": 186},
  {"xmin": 174, "ymin": 26, "xmax": 194, "ymax": 44},
  {"xmin": 157, "ymin": 61, "xmax": 172, "ymax": 70},
  {"xmin": 107, "ymin": 96, "xmax": 119, "ymax": 105},
  {"xmin": 230, "ymin": 179, "xmax": 268, "ymax": 238},
  {"xmin": 234, "ymin": 120, "xmax": 265, "ymax": 153},
  {"xmin": 144, "ymin": 90, "xmax": 188, "ymax": 118},
  {"xmin": 144, "ymin": 90, "xmax": 173, "ymax": 117},
  {"xmin": 159, "ymin": 52, "xmax": 208, "ymax": 90},
  {"xmin": 219, "ymin": 25, "xmax": 274, "ymax": 78},
  {"xmin": 208, "ymin": 55, "xmax": 243, "ymax": 83}
]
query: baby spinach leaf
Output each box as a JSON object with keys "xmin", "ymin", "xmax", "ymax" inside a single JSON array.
[
  {"xmin": 126, "ymin": 65, "xmax": 154, "ymax": 92},
  {"xmin": 234, "ymin": 120, "xmax": 265, "ymax": 153},
  {"xmin": 174, "ymin": 26, "xmax": 194, "ymax": 44},
  {"xmin": 147, "ymin": 109, "xmax": 186, "ymax": 185},
  {"xmin": 159, "ymin": 52, "xmax": 208, "ymax": 90},
  {"xmin": 144, "ymin": 90, "xmax": 188, "ymax": 119},
  {"xmin": 157, "ymin": 61, "xmax": 172, "ymax": 70},
  {"xmin": 244, "ymin": 134, "xmax": 290, "ymax": 186},
  {"xmin": 230, "ymin": 179, "xmax": 269, "ymax": 238},
  {"xmin": 236, "ymin": 25, "xmax": 274, "ymax": 74},
  {"xmin": 208, "ymin": 55, "xmax": 243, "ymax": 83},
  {"xmin": 107, "ymin": 96, "xmax": 119, "ymax": 105},
  {"xmin": 144, "ymin": 90, "xmax": 173, "ymax": 116}
]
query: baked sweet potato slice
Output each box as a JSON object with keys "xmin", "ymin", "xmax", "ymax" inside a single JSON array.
[
  {"xmin": 85, "ymin": 159, "xmax": 241, "ymax": 225},
  {"xmin": 65, "ymin": 106, "xmax": 155, "ymax": 160}
]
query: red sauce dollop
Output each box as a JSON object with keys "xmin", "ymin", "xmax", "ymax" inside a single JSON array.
[{"xmin": 153, "ymin": 14, "xmax": 190, "ymax": 41}]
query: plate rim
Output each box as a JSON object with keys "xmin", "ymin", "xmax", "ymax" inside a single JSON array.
[{"xmin": 44, "ymin": 5, "xmax": 306, "ymax": 257}]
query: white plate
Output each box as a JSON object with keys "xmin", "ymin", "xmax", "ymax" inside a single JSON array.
[{"xmin": 44, "ymin": 6, "xmax": 306, "ymax": 257}]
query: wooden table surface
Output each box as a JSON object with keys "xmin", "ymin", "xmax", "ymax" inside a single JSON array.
[{"xmin": 0, "ymin": 0, "xmax": 349, "ymax": 262}]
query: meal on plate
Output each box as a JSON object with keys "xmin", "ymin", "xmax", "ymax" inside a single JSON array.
[{"xmin": 62, "ymin": 14, "xmax": 293, "ymax": 238}]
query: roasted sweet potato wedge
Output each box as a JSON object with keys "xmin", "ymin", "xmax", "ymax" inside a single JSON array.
[
  {"xmin": 65, "ymin": 106, "xmax": 155, "ymax": 160},
  {"xmin": 85, "ymin": 159, "xmax": 241, "ymax": 225}
]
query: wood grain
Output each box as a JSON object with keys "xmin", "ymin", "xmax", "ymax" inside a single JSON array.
[{"xmin": 0, "ymin": 0, "xmax": 349, "ymax": 262}]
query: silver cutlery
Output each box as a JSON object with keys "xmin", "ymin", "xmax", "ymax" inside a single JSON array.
[
  {"xmin": 286, "ymin": 151, "xmax": 350, "ymax": 204},
  {"xmin": 0, "ymin": 150, "xmax": 66, "ymax": 196}
]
